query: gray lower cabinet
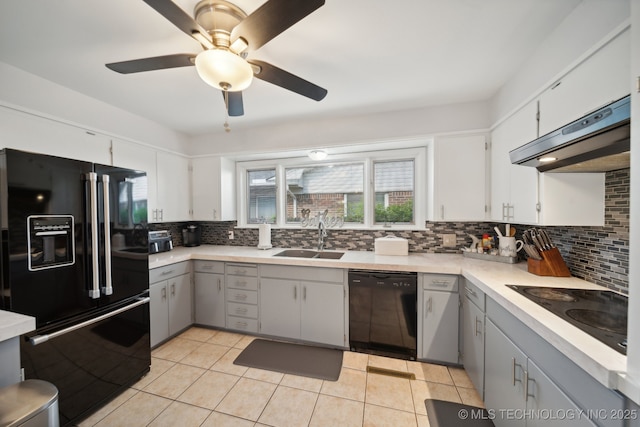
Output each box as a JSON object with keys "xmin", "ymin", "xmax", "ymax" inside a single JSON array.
[
  {"xmin": 193, "ymin": 260, "xmax": 225, "ymax": 328},
  {"xmin": 149, "ymin": 261, "xmax": 193, "ymax": 347},
  {"xmin": 259, "ymin": 265, "xmax": 346, "ymax": 347},
  {"xmin": 225, "ymin": 263, "xmax": 259, "ymax": 333},
  {"xmin": 419, "ymin": 274, "xmax": 459, "ymax": 363},
  {"xmin": 461, "ymin": 279, "xmax": 485, "ymax": 398},
  {"xmin": 484, "ymin": 297, "xmax": 627, "ymax": 427},
  {"xmin": 485, "ymin": 319, "xmax": 595, "ymax": 427}
]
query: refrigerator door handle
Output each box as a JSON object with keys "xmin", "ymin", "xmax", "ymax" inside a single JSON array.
[
  {"xmin": 102, "ymin": 174, "xmax": 113, "ymax": 296},
  {"xmin": 29, "ymin": 297, "xmax": 150, "ymax": 346},
  {"xmin": 88, "ymin": 172, "xmax": 101, "ymax": 299}
]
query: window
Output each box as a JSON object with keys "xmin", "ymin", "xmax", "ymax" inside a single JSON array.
[
  {"xmin": 374, "ymin": 160, "xmax": 414, "ymax": 224},
  {"xmin": 285, "ymin": 164, "xmax": 364, "ymax": 225},
  {"xmin": 237, "ymin": 147, "xmax": 426, "ymax": 229},
  {"xmin": 247, "ymin": 169, "xmax": 277, "ymax": 224}
]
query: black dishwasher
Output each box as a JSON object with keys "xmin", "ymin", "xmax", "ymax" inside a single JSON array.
[{"xmin": 348, "ymin": 270, "xmax": 417, "ymax": 360}]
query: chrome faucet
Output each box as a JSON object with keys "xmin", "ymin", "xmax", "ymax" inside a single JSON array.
[{"xmin": 317, "ymin": 214, "xmax": 328, "ymax": 251}]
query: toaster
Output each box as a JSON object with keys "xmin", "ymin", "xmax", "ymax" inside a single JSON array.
[{"xmin": 149, "ymin": 230, "xmax": 173, "ymax": 254}]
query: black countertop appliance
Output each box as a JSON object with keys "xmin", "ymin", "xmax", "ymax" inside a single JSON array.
[{"xmin": 182, "ymin": 223, "xmax": 201, "ymax": 247}]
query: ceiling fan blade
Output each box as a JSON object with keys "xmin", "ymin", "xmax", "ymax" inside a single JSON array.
[
  {"xmin": 106, "ymin": 54, "xmax": 195, "ymax": 74},
  {"xmin": 143, "ymin": 0, "xmax": 213, "ymax": 44},
  {"xmin": 223, "ymin": 91, "xmax": 244, "ymax": 116},
  {"xmin": 249, "ymin": 60, "xmax": 327, "ymax": 101},
  {"xmin": 231, "ymin": 0, "xmax": 325, "ymax": 51}
]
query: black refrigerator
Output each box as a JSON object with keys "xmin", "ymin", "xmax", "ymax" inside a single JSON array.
[{"xmin": 0, "ymin": 148, "xmax": 151, "ymax": 425}]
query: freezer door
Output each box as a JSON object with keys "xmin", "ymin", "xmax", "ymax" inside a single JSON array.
[
  {"xmin": 2, "ymin": 149, "xmax": 96, "ymax": 326},
  {"xmin": 21, "ymin": 296, "xmax": 151, "ymax": 426},
  {"xmin": 94, "ymin": 164, "xmax": 149, "ymax": 306}
]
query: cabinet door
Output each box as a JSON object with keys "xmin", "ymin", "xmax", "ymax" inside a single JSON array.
[
  {"xmin": 168, "ymin": 273, "xmax": 193, "ymax": 336},
  {"xmin": 156, "ymin": 151, "xmax": 191, "ymax": 222},
  {"xmin": 490, "ymin": 101, "xmax": 539, "ymax": 223},
  {"xmin": 300, "ymin": 281, "xmax": 345, "ymax": 347},
  {"xmin": 484, "ymin": 319, "xmax": 527, "ymax": 427},
  {"xmin": 539, "ymin": 29, "xmax": 630, "ymax": 136},
  {"xmin": 433, "ymin": 135, "xmax": 487, "ymax": 221},
  {"xmin": 462, "ymin": 295, "xmax": 485, "ymax": 398},
  {"xmin": 149, "ymin": 281, "xmax": 169, "ymax": 348},
  {"xmin": 0, "ymin": 106, "xmax": 111, "ymax": 164},
  {"xmin": 260, "ymin": 278, "xmax": 300, "ymax": 340},
  {"xmin": 421, "ymin": 290, "xmax": 459, "ymax": 364},
  {"xmin": 526, "ymin": 359, "xmax": 597, "ymax": 427},
  {"xmin": 112, "ymin": 138, "xmax": 158, "ymax": 223},
  {"xmin": 192, "ymin": 156, "xmax": 236, "ymax": 221},
  {"xmin": 194, "ymin": 272, "xmax": 225, "ymax": 327}
]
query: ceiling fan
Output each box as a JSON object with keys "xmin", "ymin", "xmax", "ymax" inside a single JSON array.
[{"xmin": 106, "ymin": 0, "xmax": 327, "ymax": 118}]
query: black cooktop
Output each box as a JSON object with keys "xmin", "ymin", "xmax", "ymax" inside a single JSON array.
[{"xmin": 507, "ymin": 285, "xmax": 628, "ymax": 355}]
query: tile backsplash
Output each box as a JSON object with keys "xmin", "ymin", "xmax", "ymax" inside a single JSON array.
[{"xmin": 151, "ymin": 169, "xmax": 630, "ymax": 294}]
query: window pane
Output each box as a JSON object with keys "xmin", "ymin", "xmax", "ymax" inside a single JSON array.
[
  {"xmin": 118, "ymin": 176, "xmax": 148, "ymax": 226},
  {"xmin": 285, "ymin": 163, "xmax": 364, "ymax": 224},
  {"xmin": 374, "ymin": 160, "xmax": 414, "ymax": 224},
  {"xmin": 247, "ymin": 169, "xmax": 277, "ymax": 224}
]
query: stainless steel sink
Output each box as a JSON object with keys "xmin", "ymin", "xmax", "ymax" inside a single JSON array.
[{"xmin": 273, "ymin": 249, "xmax": 344, "ymax": 260}]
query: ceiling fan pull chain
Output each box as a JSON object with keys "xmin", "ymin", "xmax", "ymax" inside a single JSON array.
[{"xmin": 223, "ymin": 88, "xmax": 231, "ymax": 133}]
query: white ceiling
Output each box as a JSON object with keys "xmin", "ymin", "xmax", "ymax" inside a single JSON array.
[{"xmin": 0, "ymin": 0, "xmax": 582, "ymax": 137}]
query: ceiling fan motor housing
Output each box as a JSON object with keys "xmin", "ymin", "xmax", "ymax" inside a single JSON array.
[{"xmin": 194, "ymin": 0, "xmax": 247, "ymax": 49}]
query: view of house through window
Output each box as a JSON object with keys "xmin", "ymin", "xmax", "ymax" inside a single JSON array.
[
  {"xmin": 247, "ymin": 169, "xmax": 277, "ymax": 224},
  {"xmin": 286, "ymin": 164, "xmax": 364, "ymax": 224},
  {"xmin": 241, "ymin": 148, "xmax": 423, "ymax": 228},
  {"xmin": 374, "ymin": 160, "xmax": 414, "ymax": 224}
]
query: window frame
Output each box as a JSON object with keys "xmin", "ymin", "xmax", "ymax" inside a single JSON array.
[{"xmin": 236, "ymin": 147, "xmax": 426, "ymax": 230}]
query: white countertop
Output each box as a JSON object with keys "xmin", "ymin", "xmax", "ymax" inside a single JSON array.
[
  {"xmin": 150, "ymin": 245, "xmax": 626, "ymax": 389},
  {"xmin": 0, "ymin": 310, "xmax": 35, "ymax": 342}
]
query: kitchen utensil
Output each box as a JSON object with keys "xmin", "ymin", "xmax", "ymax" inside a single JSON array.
[
  {"xmin": 523, "ymin": 244, "xmax": 542, "ymax": 260},
  {"xmin": 509, "ymin": 226, "xmax": 516, "ymax": 237},
  {"xmin": 539, "ymin": 229, "xmax": 555, "ymax": 248},
  {"xmin": 494, "ymin": 226, "xmax": 503, "ymax": 237}
]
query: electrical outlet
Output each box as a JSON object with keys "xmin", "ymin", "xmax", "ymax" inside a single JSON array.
[
  {"xmin": 442, "ymin": 233, "xmax": 457, "ymax": 247},
  {"xmin": 228, "ymin": 230, "xmax": 234, "ymax": 240}
]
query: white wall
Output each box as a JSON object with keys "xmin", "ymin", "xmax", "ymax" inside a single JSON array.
[
  {"xmin": 490, "ymin": 0, "xmax": 630, "ymax": 124},
  {"xmin": 188, "ymin": 100, "xmax": 490, "ymax": 157},
  {"xmin": 0, "ymin": 61, "xmax": 190, "ymax": 154}
]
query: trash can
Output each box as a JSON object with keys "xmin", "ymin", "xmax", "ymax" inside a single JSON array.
[{"xmin": 0, "ymin": 379, "xmax": 59, "ymax": 427}]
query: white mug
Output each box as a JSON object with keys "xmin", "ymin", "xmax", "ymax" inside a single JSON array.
[{"xmin": 499, "ymin": 236, "xmax": 524, "ymax": 257}]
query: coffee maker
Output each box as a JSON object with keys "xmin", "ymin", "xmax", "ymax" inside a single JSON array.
[{"xmin": 182, "ymin": 223, "xmax": 201, "ymax": 247}]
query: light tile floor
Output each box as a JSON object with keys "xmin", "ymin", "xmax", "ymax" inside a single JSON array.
[{"xmin": 78, "ymin": 327, "xmax": 484, "ymax": 427}]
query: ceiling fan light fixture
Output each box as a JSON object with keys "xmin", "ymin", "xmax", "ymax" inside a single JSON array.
[
  {"xmin": 195, "ymin": 49, "xmax": 253, "ymax": 91},
  {"xmin": 308, "ymin": 150, "xmax": 328, "ymax": 161}
]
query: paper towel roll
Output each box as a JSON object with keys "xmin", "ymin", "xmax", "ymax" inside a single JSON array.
[{"xmin": 258, "ymin": 223, "xmax": 272, "ymax": 249}]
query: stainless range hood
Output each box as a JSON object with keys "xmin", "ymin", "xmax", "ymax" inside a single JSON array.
[{"xmin": 509, "ymin": 95, "xmax": 630, "ymax": 172}]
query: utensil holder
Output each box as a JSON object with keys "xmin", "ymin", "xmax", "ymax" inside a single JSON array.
[{"xmin": 527, "ymin": 247, "xmax": 571, "ymax": 277}]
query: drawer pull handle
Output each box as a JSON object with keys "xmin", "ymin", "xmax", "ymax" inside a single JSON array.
[
  {"xmin": 465, "ymin": 287, "xmax": 477, "ymax": 297},
  {"xmin": 234, "ymin": 281, "xmax": 247, "ymax": 287},
  {"xmin": 235, "ymin": 294, "xmax": 247, "ymax": 301},
  {"xmin": 236, "ymin": 321, "xmax": 248, "ymax": 328},
  {"xmin": 161, "ymin": 270, "xmax": 175, "ymax": 276},
  {"xmin": 432, "ymin": 280, "xmax": 449, "ymax": 287},
  {"xmin": 236, "ymin": 307, "xmax": 248, "ymax": 314},
  {"xmin": 474, "ymin": 317, "xmax": 482, "ymax": 336}
]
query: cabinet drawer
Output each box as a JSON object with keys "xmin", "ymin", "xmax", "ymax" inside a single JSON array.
[
  {"xmin": 226, "ymin": 289, "xmax": 258, "ymax": 304},
  {"xmin": 226, "ymin": 275, "xmax": 258, "ymax": 291},
  {"xmin": 464, "ymin": 279, "xmax": 485, "ymax": 311},
  {"xmin": 260, "ymin": 264, "xmax": 344, "ymax": 283},
  {"xmin": 226, "ymin": 263, "xmax": 257, "ymax": 277},
  {"xmin": 422, "ymin": 274, "xmax": 458, "ymax": 292},
  {"xmin": 194, "ymin": 260, "xmax": 225, "ymax": 274},
  {"xmin": 150, "ymin": 261, "xmax": 191, "ymax": 283},
  {"xmin": 227, "ymin": 302, "xmax": 258, "ymax": 319},
  {"xmin": 226, "ymin": 316, "xmax": 258, "ymax": 333}
]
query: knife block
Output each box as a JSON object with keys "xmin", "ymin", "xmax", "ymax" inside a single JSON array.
[{"xmin": 527, "ymin": 247, "xmax": 571, "ymax": 277}]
